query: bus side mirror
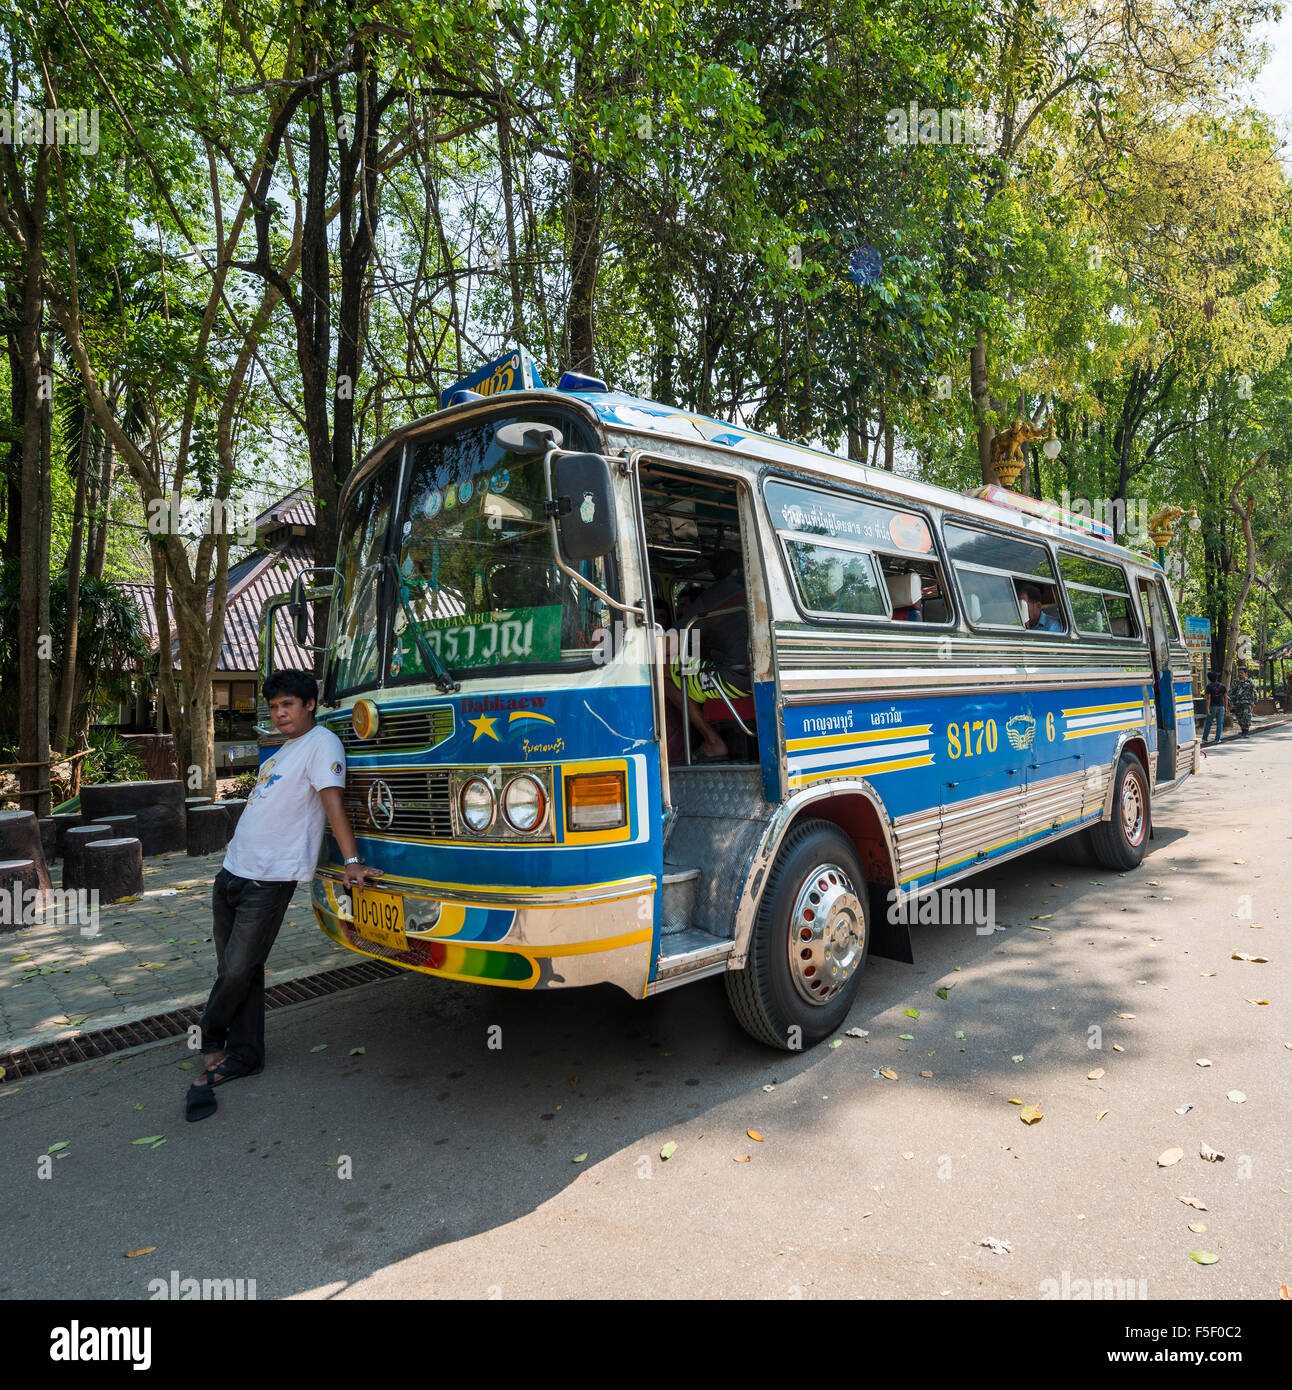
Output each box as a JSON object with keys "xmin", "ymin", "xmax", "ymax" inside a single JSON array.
[
  {"xmin": 288, "ymin": 574, "xmax": 309, "ymax": 645},
  {"xmin": 552, "ymin": 452, "xmax": 617, "ymax": 561}
]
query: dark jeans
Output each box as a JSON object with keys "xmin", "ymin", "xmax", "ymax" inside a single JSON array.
[
  {"xmin": 198, "ymin": 868, "xmax": 296, "ymax": 1070},
  {"xmin": 1203, "ymin": 710, "xmax": 1224, "ymax": 744}
]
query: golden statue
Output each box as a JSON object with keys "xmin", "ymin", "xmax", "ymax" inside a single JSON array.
[
  {"xmin": 990, "ymin": 416, "xmax": 1051, "ymax": 487},
  {"xmin": 1147, "ymin": 505, "xmax": 1184, "ymax": 548}
]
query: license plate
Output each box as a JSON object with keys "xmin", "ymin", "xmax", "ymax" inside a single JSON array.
[{"xmin": 354, "ymin": 887, "xmax": 407, "ymax": 952}]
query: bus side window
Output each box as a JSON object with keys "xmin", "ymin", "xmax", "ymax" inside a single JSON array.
[
  {"xmin": 877, "ymin": 557, "xmax": 952, "ymax": 623},
  {"xmin": 1058, "ymin": 552, "xmax": 1139, "ymax": 639},
  {"xmin": 943, "ymin": 521, "xmax": 1058, "ymax": 632}
]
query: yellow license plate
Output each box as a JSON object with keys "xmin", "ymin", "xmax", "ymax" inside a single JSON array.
[{"xmin": 354, "ymin": 887, "xmax": 407, "ymax": 951}]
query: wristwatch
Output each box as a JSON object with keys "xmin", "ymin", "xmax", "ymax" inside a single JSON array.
[{"xmin": 344, "ymin": 856, "xmax": 364, "ymax": 866}]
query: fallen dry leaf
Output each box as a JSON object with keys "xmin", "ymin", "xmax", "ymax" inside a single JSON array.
[
  {"xmin": 1116, "ymin": 1012, "xmax": 1136, "ymax": 1019},
  {"xmin": 1019, "ymin": 1105, "xmax": 1043, "ymax": 1125},
  {"xmin": 1196, "ymin": 1058, "xmax": 1213, "ymax": 1067},
  {"xmin": 1231, "ymin": 952, "xmax": 1269, "ymax": 963},
  {"xmin": 1188, "ymin": 1222, "xmax": 1208, "ymax": 1234},
  {"xmin": 1096, "ymin": 1109, "xmax": 1109, "ymax": 1122},
  {"xmin": 124, "ymin": 1247, "xmax": 156, "ymax": 1258},
  {"xmin": 1245, "ymin": 998, "xmax": 1271, "ymax": 1006},
  {"xmin": 1178, "ymin": 1196, "xmax": 1208, "ymax": 1211},
  {"xmin": 1199, "ymin": 1144, "xmax": 1225, "ymax": 1162},
  {"xmin": 1087, "ymin": 1068, "xmax": 1105, "ymax": 1079},
  {"xmin": 747, "ymin": 1129, "xmax": 765, "ymax": 1142},
  {"xmin": 981, "ymin": 1236, "xmax": 1013, "ymax": 1254},
  {"xmin": 1190, "ymin": 1250, "xmax": 1219, "ymax": 1265},
  {"xmin": 1227, "ymin": 1090, "xmax": 1246, "ymax": 1104},
  {"xmin": 1157, "ymin": 1147, "xmax": 1184, "ymax": 1167},
  {"xmin": 919, "ymin": 1070, "xmax": 933, "ymax": 1079},
  {"xmin": 733, "ymin": 1154, "xmax": 751, "ymax": 1163},
  {"xmin": 878, "ymin": 1069, "xmax": 898, "ymax": 1081},
  {"xmin": 1112, "ymin": 1043, "xmax": 1126, "ymax": 1052}
]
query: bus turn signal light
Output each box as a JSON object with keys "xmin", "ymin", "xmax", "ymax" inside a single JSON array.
[{"xmin": 565, "ymin": 772, "xmax": 626, "ymax": 831}]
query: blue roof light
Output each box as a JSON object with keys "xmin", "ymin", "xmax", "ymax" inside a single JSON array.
[
  {"xmin": 447, "ymin": 389, "xmax": 484, "ymax": 406},
  {"xmin": 557, "ymin": 371, "xmax": 609, "ymax": 393}
]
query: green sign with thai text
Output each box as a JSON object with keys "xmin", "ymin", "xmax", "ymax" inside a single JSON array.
[{"xmin": 398, "ymin": 604, "xmax": 562, "ymax": 673}]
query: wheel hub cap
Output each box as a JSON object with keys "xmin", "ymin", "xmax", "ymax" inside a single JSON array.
[
  {"xmin": 787, "ymin": 863, "xmax": 864, "ymax": 1006},
  {"xmin": 1121, "ymin": 774, "xmax": 1145, "ymax": 845}
]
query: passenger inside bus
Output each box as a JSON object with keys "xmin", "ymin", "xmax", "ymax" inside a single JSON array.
[
  {"xmin": 639, "ymin": 464, "xmax": 758, "ymax": 765},
  {"xmin": 1017, "ymin": 581, "xmax": 1064, "ymax": 632}
]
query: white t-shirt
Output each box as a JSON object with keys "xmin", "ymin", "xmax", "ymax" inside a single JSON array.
[{"xmin": 223, "ymin": 724, "xmax": 348, "ymax": 882}]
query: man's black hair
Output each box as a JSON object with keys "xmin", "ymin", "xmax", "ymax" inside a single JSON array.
[
  {"xmin": 263, "ymin": 668, "xmax": 318, "ymax": 709},
  {"xmin": 1019, "ymin": 583, "xmax": 1043, "ymax": 603},
  {"xmin": 1207, "ymin": 670, "xmax": 1216, "ymax": 681}
]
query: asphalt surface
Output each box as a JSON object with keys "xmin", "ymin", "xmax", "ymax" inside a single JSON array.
[{"xmin": 2, "ymin": 726, "xmax": 1288, "ymax": 1300}]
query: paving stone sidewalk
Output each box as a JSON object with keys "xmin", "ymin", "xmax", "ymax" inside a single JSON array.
[{"xmin": 0, "ymin": 852, "xmax": 350, "ymax": 1056}]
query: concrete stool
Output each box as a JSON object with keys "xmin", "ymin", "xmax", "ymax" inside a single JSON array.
[
  {"xmin": 37, "ymin": 816, "xmax": 57, "ymax": 864},
  {"xmin": 63, "ymin": 824, "xmax": 113, "ymax": 890},
  {"xmin": 0, "ymin": 809, "xmax": 52, "ymax": 903},
  {"xmin": 80, "ymin": 780, "xmax": 186, "ymax": 855},
  {"xmin": 83, "ymin": 837, "xmax": 144, "ymax": 904},
  {"xmin": 51, "ymin": 811, "xmax": 84, "ymax": 858},
  {"xmin": 0, "ymin": 859, "xmax": 40, "ymax": 930},
  {"xmin": 97, "ymin": 814, "xmax": 139, "ymax": 841},
  {"xmin": 187, "ymin": 805, "xmax": 231, "ymax": 856}
]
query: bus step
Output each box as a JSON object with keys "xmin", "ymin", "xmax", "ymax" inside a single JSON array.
[
  {"xmin": 653, "ymin": 927, "xmax": 734, "ymax": 991},
  {"xmin": 662, "ymin": 865, "xmax": 700, "ymax": 935}
]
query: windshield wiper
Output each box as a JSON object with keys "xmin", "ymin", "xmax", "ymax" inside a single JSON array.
[{"xmin": 384, "ymin": 554, "xmax": 460, "ymax": 694}]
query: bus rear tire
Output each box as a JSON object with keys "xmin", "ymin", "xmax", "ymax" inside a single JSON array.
[
  {"xmin": 725, "ymin": 819, "xmax": 869, "ymax": 1050},
  {"xmin": 1088, "ymin": 751, "xmax": 1151, "ymax": 871}
]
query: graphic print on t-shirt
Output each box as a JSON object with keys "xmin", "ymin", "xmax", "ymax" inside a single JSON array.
[{"xmin": 247, "ymin": 757, "xmax": 284, "ymax": 805}]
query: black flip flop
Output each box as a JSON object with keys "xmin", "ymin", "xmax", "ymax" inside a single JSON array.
[
  {"xmin": 185, "ymin": 1083, "xmax": 217, "ymax": 1123},
  {"xmin": 207, "ymin": 1057, "xmax": 263, "ymax": 1088}
]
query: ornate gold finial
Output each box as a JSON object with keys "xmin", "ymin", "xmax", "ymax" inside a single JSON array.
[
  {"xmin": 1147, "ymin": 504, "xmax": 1184, "ymax": 548},
  {"xmin": 990, "ymin": 415, "xmax": 1051, "ymax": 488}
]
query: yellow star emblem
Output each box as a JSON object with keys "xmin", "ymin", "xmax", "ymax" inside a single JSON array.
[{"xmin": 468, "ymin": 714, "xmax": 499, "ymax": 742}]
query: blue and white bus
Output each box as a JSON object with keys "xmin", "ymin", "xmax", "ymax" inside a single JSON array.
[{"xmin": 262, "ymin": 357, "xmax": 1199, "ymax": 1050}]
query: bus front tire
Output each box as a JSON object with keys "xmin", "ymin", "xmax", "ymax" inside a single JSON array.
[
  {"xmin": 1088, "ymin": 751, "xmax": 1151, "ymax": 871},
  {"xmin": 725, "ymin": 819, "xmax": 869, "ymax": 1050}
]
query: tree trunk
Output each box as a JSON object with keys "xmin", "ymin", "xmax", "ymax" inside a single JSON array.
[
  {"xmin": 565, "ymin": 57, "xmax": 602, "ymax": 374},
  {"xmin": 17, "ymin": 146, "xmax": 52, "ymax": 819},
  {"xmin": 54, "ymin": 403, "xmax": 92, "ymax": 753},
  {"xmin": 1220, "ymin": 455, "xmax": 1267, "ymax": 687},
  {"xmin": 970, "ymin": 330, "xmax": 995, "ymax": 483},
  {"xmin": 2, "ymin": 286, "xmax": 23, "ymax": 568}
]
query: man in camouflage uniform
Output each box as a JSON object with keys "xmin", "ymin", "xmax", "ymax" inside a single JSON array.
[{"xmin": 1230, "ymin": 664, "xmax": 1258, "ymax": 735}]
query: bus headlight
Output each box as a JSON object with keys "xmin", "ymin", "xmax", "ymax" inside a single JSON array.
[
  {"xmin": 502, "ymin": 774, "xmax": 547, "ymax": 832},
  {"xmin": 459, "ymin": 777, "xmax": 496, "ymax": 832},
  {"xmin": 565, "ymin": 771, "xmax": 626, "ymax": 831}
]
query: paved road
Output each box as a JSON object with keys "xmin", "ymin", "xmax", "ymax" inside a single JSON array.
[
  {"xmin": 1, "ymin": 728, "xmax": 1288, "ymax": 1300},
  {"xmin": 0, "ymin": 854, "xmax": 341, "ymax": 1055}
]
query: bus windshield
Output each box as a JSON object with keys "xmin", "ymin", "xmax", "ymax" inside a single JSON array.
[{"xmin": 328, "ymin": 410, "xmax": 615, "ymax": 695}]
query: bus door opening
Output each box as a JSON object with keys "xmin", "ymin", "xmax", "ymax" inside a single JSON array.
[
  {"xmin": 1138, "ymin": 577, "xmax": 1176, "ymax": 783},
  {"xmin": 638, "ymin": 463, "xmax": 759, "ymax": 767}
]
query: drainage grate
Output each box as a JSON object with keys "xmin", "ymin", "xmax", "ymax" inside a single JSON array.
[{"xmin": 0, "ymin": 959, "xmax": 402, "ymax": 1080}]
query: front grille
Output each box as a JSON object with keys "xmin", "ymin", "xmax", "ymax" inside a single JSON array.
[
  {"xmin": 345, "ymin": 768, "xmax": 454, "ymax": 839},
  {"xmin": 329, "ymin": 705, "xmax": 454, "ymax": 754}
]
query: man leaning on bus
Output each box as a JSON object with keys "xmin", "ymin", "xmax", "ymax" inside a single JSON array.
[{"xmin": 185, "ymin": 668, "xmax": 383, "ymax": 1123}]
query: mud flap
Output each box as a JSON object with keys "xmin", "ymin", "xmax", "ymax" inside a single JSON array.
[{"xmin": 867, "ymin": 884, "xmax": 915, "ymax": 964}]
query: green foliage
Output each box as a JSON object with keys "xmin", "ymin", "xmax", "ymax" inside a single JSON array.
[{"xmin": 79, "ymin": 728, "xmax": 149, "ymax": 787}]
